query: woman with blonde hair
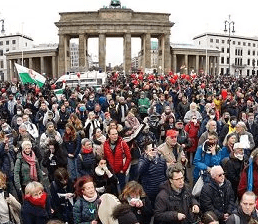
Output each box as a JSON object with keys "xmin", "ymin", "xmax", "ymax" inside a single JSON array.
[
  {"xmin": 14, "ymin": 140, "xmax": 43, "ymax": 199},
  {"xmin": 67, "ymin": 113, "xmax": 84, "ymax": 134},
  {"xmin": 21, "ymin": 181, "xmax": 51, "ymax": 224},
  {"xmin": 0, "ymin": 171, "xmax": 21, "ymax": 224},
  {"xmin": 119, "ymin": 181, "xmax": 153, "ymax": 224}
]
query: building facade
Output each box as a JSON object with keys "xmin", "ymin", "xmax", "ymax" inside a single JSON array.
[
  {"xmin": 193, "ymin": 33, "xmax": 258, "ymax": 76},
  {"xmin": 0, "ymin": 33, "xmax": 33, "ymax": 80}
]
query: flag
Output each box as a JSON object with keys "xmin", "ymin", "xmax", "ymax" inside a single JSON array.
[{"xmin": 15, "ymin": 63, "xmax": 46, "ymax": 87}]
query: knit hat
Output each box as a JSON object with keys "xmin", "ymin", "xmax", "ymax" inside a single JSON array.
[{"xmin": 166, "ymin": 129, "xmax": 178, "ymax": 137}]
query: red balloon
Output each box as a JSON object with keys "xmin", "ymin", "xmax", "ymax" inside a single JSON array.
[
  {"xmin": 1, "ymin": 88, "xmax": 5, "ymax": 93},
  {"xmin": 160, "ymin": 75, "xmax": 164, "ymax": 80},
  {"xmin": 138, "ymin": 74, "xmax": 143, "ymax": 80},
  {"xmin": 169, "ymin": 71, "xmax": 173, "ymax": 76},
  {"xmin": 201, "ymin": 83, "xmax": 206, "ymax": 89},
  {"xmin": 169, "ymin": 78, "xmax": 176, "ymax": 84},
  {"xmin": 181, "ymin": 74, "xmax": 186, "ymax": 79},
  {"xmin": 173, "ymin": 74, "xmax": 178, "ymax": 80},
  {"xmin": 77, "ymin": 72, "xmax": 81, "ymax": 78},
  {"xmin": 186, "ymin": 75, "xmax": 190, "ymax": 80},
  {"xmin": 191, "ymin": 74, "xmax": 197, "ymax": 79}
]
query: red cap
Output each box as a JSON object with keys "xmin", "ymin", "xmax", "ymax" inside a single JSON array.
[{"xmin": 166, "ymin": 129, "xmax": 178, "ymax": 138}]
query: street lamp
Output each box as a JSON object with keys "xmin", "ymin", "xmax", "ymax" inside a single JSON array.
[{"xmin": 224, "ymin": 15, "xmax": 235, "ymax": 76}]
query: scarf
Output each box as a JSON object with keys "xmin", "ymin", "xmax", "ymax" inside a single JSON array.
[
  {"xmin": 82, "ymin": 145, "xmax": 93, "ymax": 154},
  {"xmin": 22, "ymin": 151, "xmax": 38, "ymax": 181},
  {"xmin": 24, "ymin": 192, "xmax": 47, "ymax": 208},
  {"xmin": 83, "ymin": 191, "xmax": 98, "ymax": 203}
]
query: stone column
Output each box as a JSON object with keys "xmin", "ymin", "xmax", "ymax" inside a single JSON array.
[
  {"xmin": 143, "ymin": 33, "xmax": 151, "ymax": 71},
  {"xmin": 79, "ymin": 34, "xmax": 88, "ymax": 71},
  {"xmin": 173, "ymin": 54, "xmax": 177, "ymax": 73},
  {"xmin": 7, "ymin": 59, "xmax": 10, "ymax": 81},
  {"xmin": 10, "ymin": 60, "xmax": 14, "ymax": 81},
  {"xmin": 123, "ymin": 33, "xmax": 131, "ymax": 75},
  {"xmin": 52, "ymin": 56, "xmax": 56, "ymax": 78},
  {"xmin": 163, "ymin": 34, "xmax": 171, "ymax": 74},
  {"xmin": 17, "ymin": 58, "xmax": 22, "ymax": 65},
  {"xmin": 184, "ymin": 54, "xmax": 188, "ymax": 74},
  {"xmin": 206, "ymin": 56, "xmax": 210, "ymax": 74},
  {"xmin": 99, "ymin": 33, "xmax": 106, "ymax": 72},
  {"xmin": 212, "ymin": 57, "xmax": 215, "ymax": 75},
  {"xmin": 40, "ymin": 57, "xmax": 44, "ymax": 74},
  {"xmin": 196, "ymin": 55, "xmax": 199, "ymax": 74},
  {"xmin": 158, "ymin": 37, "xmax": 162, "ymax": 74},
  {"xmin": 58, "ymin": 34, "xmax": 68, "ymax": 75},
  {"xmin": 29, "ymin": 58, "xmax": 33, "ymax": 70}
]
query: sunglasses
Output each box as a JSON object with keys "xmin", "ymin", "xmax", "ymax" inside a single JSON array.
[{"xmin": 218, "ymin": 173, "xmax": 225, "ymax": 177}]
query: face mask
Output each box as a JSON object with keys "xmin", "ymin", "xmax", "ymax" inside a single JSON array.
[
  {"xmin": 17, "ymin": 111, "xmax": 22, "ymax": 115},
  {"xmin": 231, "ymin": 120, "xmax": 237, "ymax": 127},
  {"xmin": 89, "ymin": 97, "xmax": 94, "ymax": 101},
  {"xmin": 79, "ymin": 106, "xmax": 86, "ymax": 112},
  {"xmin": 127, "ymin": 196, "xmax": 140, "ymax": 203},
  {"xmin": 224, "ymin": 117, "xmax": 229, "ymax": 123},
  {"xmin": 234, "ymin": 153, "xmax": 244, "ymax": 161},
  {"xmin": 165, "ymin": 111, "xmax": 171, "ymax": 115}
]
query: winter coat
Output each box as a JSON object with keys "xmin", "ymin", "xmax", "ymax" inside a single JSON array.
[
  {"xmin": 73, "ymin": 196, "xmax": 99, "ymax": 224},
  {"xmin": 104, "ymin": 137, "xmax": 131, "ymax": 174},
  {"xmin": 21, "ymin": 195, "xmax": 51, "ymax": 224},
  {"xmin": 176, "ymin": 102, "xmax": 190, "ymax": 120},
  {"xmin": 200, "ymin": 178, "xmax": 236, "ymax": 221},
  {"xmin": 193, "ymin": 142, "xmax": 221, "ymax": 181},
  {"xmin": 157, "ymin": 142, "xmax": 187, "ymax": 168},
  {"xmin": 50, "ymin": 179, "xmax": 74, "ymax": 223},
  {"xmin": 154, "ymin": 180, "xmax": 199, "ymax": 224},
  {"xmin": 35, "ymin": 109, "xmax": 47, "ymax": 134},
  {"xmin": 76, "ymin": 152, "xmax": 96, "ymax": 177},
  {"xmin": 225, "ymin": 154, "xmax": 245, "ymax": 200},
  {"xmin": 57, "ymin": 110, "xmax": 70, "ymax": 130},
  {"xmin": 0, "ymin": 142, "xmax": 16, "ymax": 180},
  {"xmin": 62, "ymin": 133, "xmax": 81, "ymax": 157},
  {"xmin": 138, "ymin": 154, "xmax": 167, "ymax": 200},
  {"xmin": 238, "ymin": 163, "xmax": 258, "ymax": 199},
  {"xmin": 129, "ymin": 196, "xmax": 153, "ymax": 224},
  {"xmin": 226, "ymin": 206, "xmax": 258, "ymax": 224},
  {"xmin": 246, "ymin": 122, "xmax": 258, "ymax": 148},
  {"xmin": 14, "ymin": 153, "xmax": 43, "ymax": 191},
  {"xmin": 136, "ymin": 131, "xmax": 157, "ymax": 152},
  {"xmin": 155, "ymin": 101, "xmax": 169, "ymax": 115},
  {"xmin": 184, "ymin": 121, "xmax": 200, "ymax": 153},
  {"xmin": 176, "ymin": 129, "xmax": 192, "ymax": 150},
  {"xmin": 42, "ymin": 148, "xmax": 67, "ymax": 182}
]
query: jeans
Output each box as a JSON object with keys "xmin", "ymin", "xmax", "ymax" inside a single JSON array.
[{"xmin": 116, "ymin": 173, "xmax": 126, "ymax": 194}]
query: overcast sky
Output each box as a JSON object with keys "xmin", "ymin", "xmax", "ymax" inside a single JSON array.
[{"xmin": 2, "ymin": 0, "xmax": 258, "ymax": 66}]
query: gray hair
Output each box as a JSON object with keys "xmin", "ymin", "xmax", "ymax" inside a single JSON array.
[
  {"xmin": 19, "ymin": 124, "xmax": 27, "ymax": 131},
  {"xmin": 21, "ymin": 140, "xmax": 32, "ymax": 149},
  {"xmin": 210, "ymin": 165, "xmax": 223, "ymax": 178},
  {"xmin": 81, "ymin": 138, "xmax": 92, "ymax": 146},
  {"xmin": 236, "ymin": 121, "xmax": 247, "ymax": 131}
]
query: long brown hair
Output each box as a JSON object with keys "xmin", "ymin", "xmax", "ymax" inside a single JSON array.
[
  {"xmin": 63, "ymin": 123, "xmax": 76, "ymax": 141},
  {"xmin": 68, "ymin": 113, "xmax": 83, "ymax": 131},
  {"xmin": 119, "ymin": 181, "xmax": 146, "ymax": 202}
]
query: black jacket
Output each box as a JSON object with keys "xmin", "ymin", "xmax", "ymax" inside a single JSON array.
[
  {"xmin": 200, "ymin": 178, "xmax": 236, "ymax": 221},
  {"xmin": 226, "ymin": 206, "xmax": 258, "ymax": 224},
  {"xmin": 154, "ymin": 180, "xmax": 199, "ymax": 224}
]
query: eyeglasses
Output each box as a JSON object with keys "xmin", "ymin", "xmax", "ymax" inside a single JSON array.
[
  {"xmin": 192, "ymin": 118, "xmax": 197, "ymax": 120},
  {"xmin": 218, "ymin": 173, "xmax": 225, "ymax": 177}
]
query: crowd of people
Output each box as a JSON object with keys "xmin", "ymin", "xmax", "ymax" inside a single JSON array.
[{"xmin": 0, "ymin": 71, "xmax": 258, "ymax": 224}]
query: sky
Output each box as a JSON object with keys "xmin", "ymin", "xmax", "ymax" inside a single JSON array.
[{"xmin": 2, "ymin": 0, "xmax": 258, "ymax": 66}]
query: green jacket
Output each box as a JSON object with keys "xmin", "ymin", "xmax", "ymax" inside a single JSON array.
[
  {"xmin": 14, "ymin": 153, "xmax": 43, "ymax": 190},
  {"xmin": 138, "ymin": 98, "xmax": 150, "ymax": 114}
]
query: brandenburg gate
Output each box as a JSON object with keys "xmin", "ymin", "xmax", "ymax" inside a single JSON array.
[{"xmin": 55, "ymin": 7, "xmax": 174, "ymax": 74}]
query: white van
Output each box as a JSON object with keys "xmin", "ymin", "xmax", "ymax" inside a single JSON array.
[
  {"xmin": 54, "ymin": 71, "xmax": 107, "ymax": 89},
  {"xmin": 53, "ymin": 71, "xmax": 107, "ymax": 97}
]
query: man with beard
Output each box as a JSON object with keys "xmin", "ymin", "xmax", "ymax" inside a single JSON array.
[
  {"xmin": 40, "ymin": 122, "xmax": 63, "ymax": 152},
  {"xmin": 157, "ymin": 130, "xmax": 187, "ymax": 169},
  {"xmin": 35, "ymin": 101, "xmax": 48, "ymax": 135},
  {"xmin": 116, "ymin": 96, "xmax": 129, "ymax": 126},
  {"xmin": 107, "ymin": 98, "xmax": 118, "ymax": 121},
  {"xmin": 184, "ymin": 102, "xmax": 202, "ymax": 124}
]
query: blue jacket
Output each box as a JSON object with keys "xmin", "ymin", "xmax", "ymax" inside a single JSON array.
[
  {"xmin": 193, "ymin": 142, "xmax": 221, "ymax": 181},
  {"xmin": 138, "ymin": 154, "xmax": 167, "ymax": 199}
]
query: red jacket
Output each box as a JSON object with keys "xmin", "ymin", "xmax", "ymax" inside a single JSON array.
[
  {"xmin": 104, "ymin": 137, "xmax": 131, "ymax": 174},
  {"xmin": 184, "ymin": 121, "xmax": 200, "ymax": 153},
  {"xmin": 238, "ymin": 163, "xmax": 258, "ymax": 199}
]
